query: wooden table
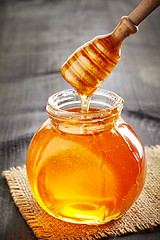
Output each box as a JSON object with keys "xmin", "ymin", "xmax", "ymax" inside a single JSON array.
[{"xmin": 0, "ymin": 0, "xmax": 159, "ymax": 239}]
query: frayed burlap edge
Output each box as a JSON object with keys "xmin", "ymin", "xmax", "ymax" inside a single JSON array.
[{"xmin": 2, "ymin": 145, "xmax": 160, "ymax": 240}]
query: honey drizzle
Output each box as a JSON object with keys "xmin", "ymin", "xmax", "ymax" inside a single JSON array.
[
  {"xmin": 61, "ymin": 17, "xmax": 138, "ymax": 111},
  {"xmin": 80, "ymin": 95, "xmax": 91, "ymax": 112}
]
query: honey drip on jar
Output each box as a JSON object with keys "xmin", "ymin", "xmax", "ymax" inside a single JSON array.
[{"xmin": 61, "ymin": 16, "xmax": 138, "ymax": 111}]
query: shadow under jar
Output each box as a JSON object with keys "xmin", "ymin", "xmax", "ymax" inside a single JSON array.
[{"xmin": 26, "ymin": 89, "xmax": 146, "ymax": 225}]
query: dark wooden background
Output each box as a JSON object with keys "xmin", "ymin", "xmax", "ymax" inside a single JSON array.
[{"xmin": 0, "ymin": 0, "xmax": 159, "ymax": 239}]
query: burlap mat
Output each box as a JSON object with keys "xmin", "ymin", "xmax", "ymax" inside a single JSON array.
[{"xmin": 2, "ymin": 145, "xmax": 160, "ymax": 239}]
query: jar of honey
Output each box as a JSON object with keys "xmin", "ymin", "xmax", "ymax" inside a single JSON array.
[{"xmin": 26, "ymin": 89, "xmax": 146, "ymax": 225}]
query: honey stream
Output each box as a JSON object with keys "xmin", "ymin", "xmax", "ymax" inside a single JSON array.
[{"xmin": 61, "ymin": 16, "xmax": 138, "ymax": 111}]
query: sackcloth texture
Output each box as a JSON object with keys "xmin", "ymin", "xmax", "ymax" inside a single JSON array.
[{"xmin": 2, "ymin": 145, "xmax": 160, "ymax": 240}]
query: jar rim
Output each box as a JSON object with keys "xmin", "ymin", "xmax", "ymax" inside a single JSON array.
[{"xmin": 46, "ymin": 89, "xmax": 123, "ymax": 121}]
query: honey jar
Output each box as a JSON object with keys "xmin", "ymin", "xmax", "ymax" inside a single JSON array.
[{"xmin": 26, "ymin": 89, "xmax": 146, "ymax": 225}]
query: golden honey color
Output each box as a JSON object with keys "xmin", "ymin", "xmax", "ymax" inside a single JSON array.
[
  {"xmin": 61, "ymin": 17, "xmax": 138, "ymax": 98},
  {"xmin": 26, "ymin": 97, "xmax": 146, "ymax": 224}
]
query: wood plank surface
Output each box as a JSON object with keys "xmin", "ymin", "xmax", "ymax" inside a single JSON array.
[{"xmin": 0, "ymin": 0, "xmax": 160, "ymax": 239}]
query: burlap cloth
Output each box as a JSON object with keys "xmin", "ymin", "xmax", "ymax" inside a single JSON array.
[{"xmin": 2, "ymin": 145, "xmax": 160, "ymax": 239}]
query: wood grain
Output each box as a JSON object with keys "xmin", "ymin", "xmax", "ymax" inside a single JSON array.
[{"xmin": 0, "ymin": 0, "xmax": 160, "ymax": 239}]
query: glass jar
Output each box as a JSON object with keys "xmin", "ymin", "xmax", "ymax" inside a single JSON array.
[{"xmin": 26, "ymin": 89, "xmax": 146, "ymax": 225}]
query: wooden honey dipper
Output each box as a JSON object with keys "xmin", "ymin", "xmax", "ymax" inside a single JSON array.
[{"xmin": 61, "ymin": 0, "xmax": 160, "ymax": 109}]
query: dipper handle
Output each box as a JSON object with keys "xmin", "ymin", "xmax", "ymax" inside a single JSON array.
[{"xmin": 129, "ymin": 0, "xmax": 160, "ymax": 26}]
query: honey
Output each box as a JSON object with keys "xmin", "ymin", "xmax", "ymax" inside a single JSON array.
[
  {"xmin": 26, "ymin": 17, "xmax": 144, "ymax": 226},
  {"xmin": 26, "ymin": 0, "xmax": 160, "ymax": 225},
  {"xmin": 61, "ymin": 17, "xmax": 138, "ymax": 99},
  {"xmin": 26, "ymin": 89, "xmax": 146, "ymax": 224}
]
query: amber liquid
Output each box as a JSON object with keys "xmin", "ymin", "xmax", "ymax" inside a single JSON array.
[
  {"xmin": 61, "ymin": 35, "xmax": 121, "ymax": 99},
  {"xmin": 61, "ymin": 17, "xmax": 137, "ymax": 108},
  {"xmin": 26, "ymin": 110, "xmax": 146, "ymax": 224}
]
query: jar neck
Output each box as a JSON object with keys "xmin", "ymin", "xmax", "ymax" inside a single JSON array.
[{"xmin": 46, "ymin": 89, "xmax": 124, "ymax": 135}]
